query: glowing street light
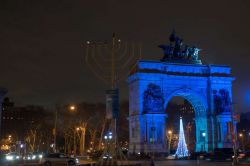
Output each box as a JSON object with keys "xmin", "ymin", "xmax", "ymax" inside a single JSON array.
[
  {"xmin": 239, "ymin": 133, "xmax": 245, "ymax": 151},
  {"xmin": 69, "ymin": 105, "xmax": 76, "ymax": 111},
  {"xmin": 202, "ymin": 132, "xmax": 206, "ymax": 152},
  {"xmin": 167, "ymin": 130, "xmax": 173, "ymax": 155}
]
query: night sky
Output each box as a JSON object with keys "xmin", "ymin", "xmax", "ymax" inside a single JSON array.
[{"xmin": 0, "ymin": 0, "xmax": 250, "ymax": 112}]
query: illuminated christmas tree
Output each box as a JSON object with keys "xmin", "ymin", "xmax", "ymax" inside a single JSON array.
[{"xmin": 175, "ymin": 117, "xmax": 189, "ymax": 158}]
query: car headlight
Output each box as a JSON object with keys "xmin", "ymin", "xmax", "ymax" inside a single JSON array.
[
  {"xmin": 6, "ymin": 156, "xmax": 14, "ymax": 160},
  {"xmin": 75, "ymin": 158, "xmax": 79, "ymax": 164},
  {"xmin": 32, "ymin": 155, "xmax": 36, "ymax": 159},
  {"xmin": 16, "ymin": 156, "xmax": 20, "ymax": 159},
  {"xmin": 28, "ymin": 156, "xmax": 31, "ymax": 160},
  {"xmin": 39, "ymin": 154, "xmax": 43, "ymax": 159}
]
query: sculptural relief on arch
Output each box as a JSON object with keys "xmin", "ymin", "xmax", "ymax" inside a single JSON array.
[{"xmin": 127, "ymin": 32, "xmax": 237, "ymax": 155}]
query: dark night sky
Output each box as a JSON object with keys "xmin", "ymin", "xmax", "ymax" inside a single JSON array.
[{"xmin": 0, "ymin": 0, "xmax": 250, "ymax": 112}]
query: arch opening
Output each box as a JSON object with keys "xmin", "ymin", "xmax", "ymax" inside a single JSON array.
[
  {"xmin": 165, "ymin": 96, "xmax": 196, "ymax": 153},
  {"xmin": 164, "ymin": 91, "xmax": 208, "ymax": 153}
]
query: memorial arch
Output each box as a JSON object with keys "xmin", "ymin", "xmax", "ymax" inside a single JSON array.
[{"xmin": 127, "ymin": 32, "xmax": 236, "ymax": 154}]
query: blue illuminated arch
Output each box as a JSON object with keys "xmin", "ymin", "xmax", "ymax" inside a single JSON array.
[{"xmin": 127, "ymin": 60, "xmax": 236, "ymax": 155}]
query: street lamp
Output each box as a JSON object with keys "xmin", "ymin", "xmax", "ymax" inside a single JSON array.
[
  {"xmin": 167, "ymin": 130, "xmax": 172, "ymax": 155},
  {"xmin": 69, "ymin": 105, "xmax": 76, "ymax": 112},
  {"xmin": 239, "ymin": 133, "xmax": 245, "ymax": 151},
  {"xmin": 202, "ymin": 132, "xmax": 206, "ymax": 152},
  {"xmin": 54, "ymin": 104, "xmax": 77, "ymax": 152},
  {"xmin": 74, "ymin": 127, "xmax": 81, "ymax": 156}
]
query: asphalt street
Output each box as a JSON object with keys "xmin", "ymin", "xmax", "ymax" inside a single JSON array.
[{"xmin": 1, "ymin": 160, "xmax": 250, "ymax": 166}]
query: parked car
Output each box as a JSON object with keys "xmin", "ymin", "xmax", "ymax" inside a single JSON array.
[
  {"xmin": 5, "ymin": 152, "xmax": 22, "ymax": 164},
  {"xmin": 189, "ymin": 151, "xmax": 209, "ymax": 160},
  {"xmin": 40, "ymin": 153, "xmax": 79, "ymax": 166},
  {"xmin": 23, "ymin": 152, "xmax": 43, "ymax": 163},
  {"xmin": 238, "ymin": 150, "xmax": 250, "ymax": 162},
  {"xmin": 206, "ymin": 148, "xmax": 234, "ymax": 161}
]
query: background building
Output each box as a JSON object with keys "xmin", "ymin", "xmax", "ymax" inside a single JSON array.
[
  {"xmin": 1, "ymin": 97, "xmax": 53, "ymax": 152},
  {"xmin": 0, "ymin": 87, "xmax": 7, "ymax": 139}
]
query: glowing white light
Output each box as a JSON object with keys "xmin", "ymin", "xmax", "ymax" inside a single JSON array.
[
  {"xmin": 6, "ymin": 156, "xmax": 13, "ymax": 160},
  {"xmin": 109, "ymin": 135, "xmax": 112, "ymax": 139},
  {"xmin": 202, "ymin": 132, "xmax": 206, "ymax": 137},
  {"xmin": 104, "ymin": 136, "xmax": 108, "ymax": 140}
]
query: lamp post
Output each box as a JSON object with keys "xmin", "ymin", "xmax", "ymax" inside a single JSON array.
[
  {"xmin": 230, "ymin": 103, "xmax": 237, "ymax": 165},
  {"xmin": 239, "ymin": 133, "xmax": 245, "ymax": 151},
  {"xmin": 202, "ymin": 132, "xmax": 206, "ymax": 152},
  {"xmin": 167, "ymin": 130, "xmax": 172, "ymax": 155},
  {"xmin": 53, "ymin": 105, "xmax": 59, "ymax": 153},
  {"xmin": 74, "ymin": 127, "xmax": 80, "ymax": 156},
  {"xmin": 54, "ymin": 104, "xmax": 76, "ymax": 153}
]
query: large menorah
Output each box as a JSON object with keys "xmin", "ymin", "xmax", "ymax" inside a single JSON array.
[
  {"xmin": 82, "ymin": 34, "xmax": 141, "ymax": 165},
  {"xmin": 84, "ymin": 33, "xmax": 141, "ymax": 89}
]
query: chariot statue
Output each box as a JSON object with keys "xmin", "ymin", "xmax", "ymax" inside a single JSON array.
[{"xmin": 159, "ymin": 30, "xmax": 202, "ymax": 64}]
